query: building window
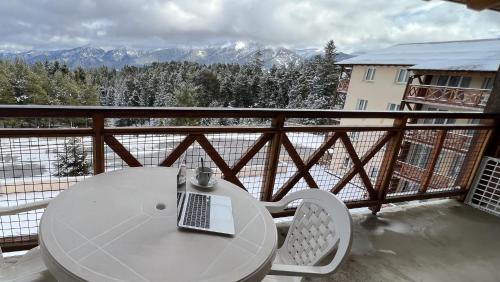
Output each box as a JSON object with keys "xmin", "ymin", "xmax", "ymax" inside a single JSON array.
[
  {"xmin": 349, "ymin": 132, "xmax": 360, "ymax": 140},
  {"xmin": 408, "ymin": 144, "xmax": 431, "ymax": 169},
  {"xmin": 387, "ymin": 103, "xmax": 399, "ymax": 111},
  {"xmin": 400, "ymin": 180, "xmax": 419, "ymax": 193},
  {"xmin": 434, "ymin": 75, "xmax": 471, "ymax": 87},
  {"xmin": 343, "ymin": 157, "xmax": 352, "ymax": 169},
  {"xmin": 364, "ymin": 67, "xmax": 376, "ymax": 81},
  {"xmin": 436, "ymin": 76, "xmax": 449, "ymax": 86},
  {"xmin": 369, "ymin": 166, "xmax": 379, "ymax": 179},
  {"xmin": 448, "ymin": 154, "xmax": 465, "ymax": 178},
  {"xmin": 465, "ymin": 119, "xmax": 480, "ymax": 137},
  {"xmin": 482, "ymin": 77, "xmax": 494, "ymax": 90},
  {"xmin": 460, "ymin": 77, "xmax": 471, "ymax": 88},
  {"xmin": 356, "ymin": 99, "xmax": 368, "ymax": 111},
  {"xmin": 395, "ymin": 68, "xmax": 409, "ymax": 84},
  {"xmin": 448, "ymin": 76, "xmax": 461, "ymax": 87}
]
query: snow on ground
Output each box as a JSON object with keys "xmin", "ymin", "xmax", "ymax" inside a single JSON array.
[
  {"xmin": 286, "ymin": 132, "xmax": 326, "ymax": 149},
  {"xmin": 0, "ymin": 191, "xmax": 58, "ymax": 237},
  {"xmin": 241, "ymin": 163, "xmax": 367, "ymax": 203}
]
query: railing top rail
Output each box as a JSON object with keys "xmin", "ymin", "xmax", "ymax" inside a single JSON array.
[
  {"xmin": 0, "ymin": 105, "xmax": 498, "ymax": 119},
  {"xmin": 410, "ymin": 84, "xmax": 492, "ymax": 92}
]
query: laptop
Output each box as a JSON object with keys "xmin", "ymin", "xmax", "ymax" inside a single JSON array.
[{"xmin": 176, "ymin": 159, "xmax": 235, "ymax": 235}]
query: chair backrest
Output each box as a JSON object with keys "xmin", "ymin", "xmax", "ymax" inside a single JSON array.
[{"xmin": 281, "ymin": 189, "xmax": 352, "ymax": 268}]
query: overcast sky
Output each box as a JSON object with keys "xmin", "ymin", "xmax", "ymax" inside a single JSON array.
[{"xmin": 0, "ymin": 0, "xmax": 499, "ymax": 53}]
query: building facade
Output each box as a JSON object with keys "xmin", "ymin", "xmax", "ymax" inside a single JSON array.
[{"xmin": 330, "ymin": 39, "xmax": 499, "ymax": 195}]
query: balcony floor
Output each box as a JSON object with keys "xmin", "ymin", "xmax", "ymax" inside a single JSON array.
[{"xmin": 277, "ymin": 199, "xmax": 500, "ymax": 282}]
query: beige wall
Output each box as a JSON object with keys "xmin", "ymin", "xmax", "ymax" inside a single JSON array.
[{"xmin": 341, "ymin": 65, "xmax": 408, "ymax": 126}]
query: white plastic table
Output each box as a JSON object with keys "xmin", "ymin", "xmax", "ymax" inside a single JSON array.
[{"xmin": 39, "ymin": 167, "xmax": 277, "ymax": 282}]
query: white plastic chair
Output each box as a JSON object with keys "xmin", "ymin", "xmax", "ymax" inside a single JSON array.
[
  {"xmin": 262, "ymin": 189, "xmax": 353, "ymax": 281},
  {"xmin": 0, "ymin": 199, "xmax": 56, "ymax": 282}
]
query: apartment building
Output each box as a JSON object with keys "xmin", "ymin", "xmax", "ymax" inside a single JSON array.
[{"xmin": 330, "ymin": 39, "xmax": 500, "ymax": 194}]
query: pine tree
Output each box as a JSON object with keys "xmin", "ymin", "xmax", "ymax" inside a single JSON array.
[
  {"xmin": 55, "ymin": 138, "xmax": 91, "ymax": 177},
  {"xmin": 251, "ymin": 50, "xmax": 264, "ymax": 75},
  {"xmin": 321, "ymin": 40, "xmax": 341, "ymax": 108},
  {"xmin": 288, "ymin": 72, "xmax": 309, "ymax": 109}
]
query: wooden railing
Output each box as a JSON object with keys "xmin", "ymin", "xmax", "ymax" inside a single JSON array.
[
  {"xmin": 0, "ymin": 105, "xmax": 497, "ymax": 251},
  {"xmin": 405, "ymin": 129, "xmax": 472, "ymax": 153},
  {"xmin": 337, "ymin": 79, "xmax": 350, "ymax": 93},
  {"xmin": 404, "ymin": 84, "xmax": 491, "ymax": 109}
]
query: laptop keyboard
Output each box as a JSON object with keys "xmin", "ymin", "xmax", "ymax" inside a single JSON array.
[
  {"xmin": 183, "ymin": 193, "xmax": 211, "ymax": 229},
  {"xmin": 177, "ymin": 192, "xmax": 182, "ymax": 204}
]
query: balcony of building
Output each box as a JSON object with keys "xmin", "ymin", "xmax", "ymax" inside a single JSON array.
[
  {"xmin": 0, "ymin": 106, "xmax": 499, "ymax": 281},
  {"xmin": 336, "ymin": 67, "xmax": 352, "ymax": 94},
  {"xmin": 403, "ymin": 83, "xmax": 491, "ymax": 110},
  {"xmin": 337, "ymin": 79, "xmax": 350, "ymax": 93},
  {"xmin": 402, "ymin": 128, "xmax": 473, "ymax": 154}
]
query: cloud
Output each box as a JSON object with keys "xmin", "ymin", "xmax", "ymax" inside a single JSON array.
[{"xmin": 0, "ymin": 0, "xmax": 498, "ymax": 52}]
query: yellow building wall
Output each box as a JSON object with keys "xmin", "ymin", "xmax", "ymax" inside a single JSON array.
[{"xmin": 341, "ymin": 65, "xmax": 407, "ymax": 126}]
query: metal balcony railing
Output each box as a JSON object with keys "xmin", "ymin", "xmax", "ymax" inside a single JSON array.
[
  {"xmin": 404, "ymin": 84, "xmax": 491, "ymax": 109},
  {"xmin": 0, "ymin": 105, "xmax": 497, "ymax": 251}
]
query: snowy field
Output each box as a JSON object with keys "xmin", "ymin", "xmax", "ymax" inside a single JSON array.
[{"xmin": 0, "ymin": 132, "xmax": 368, "ymax": 237}]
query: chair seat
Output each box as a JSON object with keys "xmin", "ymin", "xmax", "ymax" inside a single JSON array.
[{"xmin": 0, "ymin": 247, "xmax": 56, "ymax": 282}]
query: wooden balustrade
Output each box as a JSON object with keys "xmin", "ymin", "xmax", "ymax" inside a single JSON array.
[
  {"xmin": 404, "ymin": 129, "xmax": 473, "ymax": 153},
  {"xmin": 404, "ymin": 84, "xmax": 491, "ymax": 109},
  {"xmin": 0, "ymin": 105, "xmax": 497, "ymax": 251},
  {"xmin": 337, "ymin": 79, "xmax": 350, "ymax": 93}
]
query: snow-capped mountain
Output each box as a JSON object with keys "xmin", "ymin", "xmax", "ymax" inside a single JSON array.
[{"xmin": 0, "ymin": 42, "xmax": 354, "ymax": 69}]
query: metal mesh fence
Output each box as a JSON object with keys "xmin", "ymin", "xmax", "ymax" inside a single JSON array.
[
  {"xmin": 0, "ymin": 136, "xmax": 93, "ymax": 243},
  {"xmin": 387, "ymin": 128, "xmax": 489, "ymax": 198}
]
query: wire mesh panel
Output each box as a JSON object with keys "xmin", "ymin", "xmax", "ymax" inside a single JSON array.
[
  {"xmin": 272, "ymin": 131, "xmax": 390, "ymax": 205},
  {"xmin": 387, "ymin": 129, "xmax": 432, "ymax": 198},
  {"xmin": 235, "ymin": 135, "xmax": 270, "ymax": 200},
  {"xmin": 467, "ymin": 157, "xmax": 500, "ymax": 217},
  {"xmin": 0, "ymin": 136, "xmax": 93, "ymax": 244},
  {"xmin": 104, "ymin": 134, "xmax": 189, "ymax": 171},
  {"xmin": 387, "ymin": 128, "xmax": 490, "ymax": 198},
  {"xmin": 105, "ymin": 132, "xmax": 270, "ymax": 197}
]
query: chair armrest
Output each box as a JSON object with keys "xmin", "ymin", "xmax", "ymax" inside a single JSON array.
[
  {"xmin": 261, "ymin": 190, "xmax": 310, "ymax": 213},
  {"xmin": 268, "ymin": 263, "xmax": 336, "ymax": 277},
  {"xmin": 261, "ymin": 201, "xmax": 288, "ymax": 213},
  {"xmin": 0, "ymin": 199, "xmax": 51, "ymax": 216}
]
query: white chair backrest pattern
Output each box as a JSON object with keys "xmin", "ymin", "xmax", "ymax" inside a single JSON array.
[{"xmin": 284, "ymin": 201, "xmax": 337, "ymax": 266}]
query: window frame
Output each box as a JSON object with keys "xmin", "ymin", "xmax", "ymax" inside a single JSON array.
[
  {"xmin": 408, "ymin": 144, "xmax": 432, "ymax": 169},
  {"xmin": 395, "ymin": 68, "xmax": 409, "ymax": 84},
  {"xmin": 356, "ymin": 99, "xmax": 368, "ymax": 111},
  {"xmin": 481, "ymin": 77, "xmax": 494, "ymax": 90},
  {"xmin": 364, "ymin": 67, "xmax": 376, "ymax": 81},
  {"xmin": 386, "ymin": 103, "xmax": 399, "ymax": 111},
  {"xmin": 433, "ymin": 75, "xmax": 472, "ymax": 88}
]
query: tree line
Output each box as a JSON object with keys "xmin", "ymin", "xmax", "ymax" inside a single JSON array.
[{"xmin": 0, "ymin": 40, "xmax": 343, "ymax": 126}]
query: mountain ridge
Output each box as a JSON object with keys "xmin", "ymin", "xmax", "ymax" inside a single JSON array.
[{"xmin": 0, "ymin": 42, "xmax": 354, "ymax": 69}]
